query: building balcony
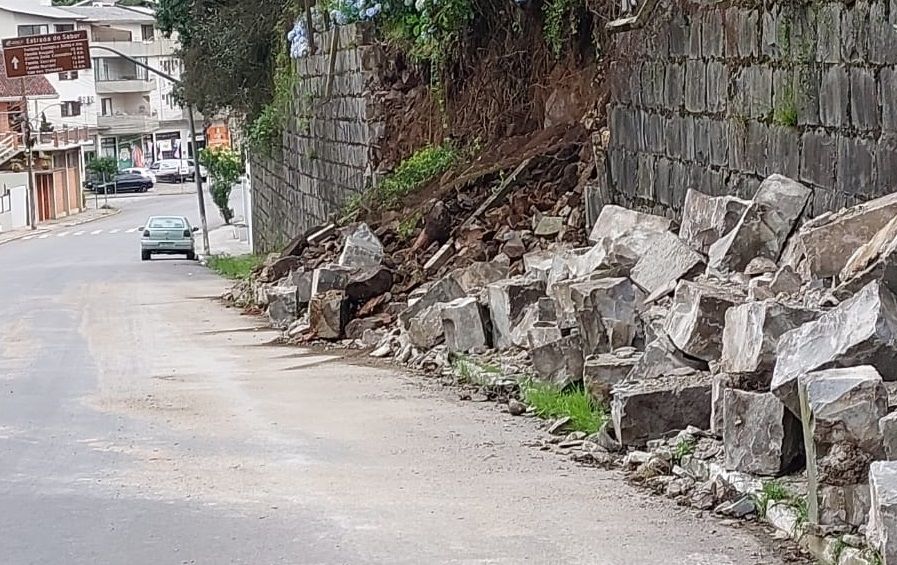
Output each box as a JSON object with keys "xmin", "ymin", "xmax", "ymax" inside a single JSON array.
[
  {"xmin": 96, "ymin": 78, "xmax": 157, "ymax": 94},
  {"xmin": 98, "ymin": 113, "xmax": 160, "ymax": 135},
  {"xmin": 91, "ymin": 38, "xmax": 178, "ymax": 59}
]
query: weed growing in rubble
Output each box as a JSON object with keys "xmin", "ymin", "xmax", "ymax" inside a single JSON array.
[
  {"xmin": 207, "ymin": 254, "xmax": 265, "ymax": 279},
  {"xmin": 521, "ymin": 381, "xmax": 606, "ymax": 434},
  {"xmin": 673, "ymin": 438, "xmax": 695, "ymax": 463},
  {"xmin": 397, "ymin": 211, "xmax": 422, "ymax": 240},
  {"xmin": 753, "ymin": 480, "xmax": 807, "ymax": 520},
  {"xmin": 376, "ymin": 143, "xmax": 458, "ymax": 207},
  {"xmin": 450, "ymin": 353, "xmax": 501, "ymax": 385}
]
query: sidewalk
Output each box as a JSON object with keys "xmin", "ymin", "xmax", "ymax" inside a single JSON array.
[
  {"xmin": 204, "ymin": 222, "xmax": 251, "ymax": 257},
  {"xmin": 0, "ymin": 206, "xmax": 120, "ymax": 246}
]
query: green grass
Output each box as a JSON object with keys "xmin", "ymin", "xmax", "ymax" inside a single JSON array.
[
  {"xmin": 376, "ymin": 143, "xmax": 458, "ymax": 208},
  {"xmin": 450, "ymin": 353, "xmax": 501, "ymax": 385},
  {"xmin": 206, "ymin": 254, "xmax": 264, "ymax": 280},
  {"xmin": 754, "ymin": 480, "xmax": 807, "ymax": 521},
  {"xmin": 521, "ymin": 381, "xmax": 606, "ymax": 434},
  {"xmin": 673, "ymin": 438, "xmax": 696, "ymax": 463},
  {"xmin": 397, "ymin": 211, "xmax": 422, "ymax": 240}
]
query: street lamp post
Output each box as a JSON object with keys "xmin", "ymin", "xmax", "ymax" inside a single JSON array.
[{"xmin": 89, "ymin": 45, "xmax": 210, "ymax": 255}]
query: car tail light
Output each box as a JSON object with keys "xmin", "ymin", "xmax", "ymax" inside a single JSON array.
[
  {"xmin": 143, "ymin": 229, "xmax": 150, "ymax": 237},
  {"xmin": 183, "ymin": 229, "xmax": 191, "ymax": 237}
]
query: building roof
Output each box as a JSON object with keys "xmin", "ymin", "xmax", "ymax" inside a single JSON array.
[
  {"xmin": 63, "ymin": 5, "xmax": 154, "ymax": 23},
  {"xmin": 0, "ymin": 0, "xmax": 85, "ymax": 19},
  {"xmin": 0, "ymin": 53, "xmax": 58, "ymax": 100}
]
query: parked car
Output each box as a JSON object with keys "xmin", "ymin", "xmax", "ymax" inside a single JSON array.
[
  {"xmin": 140, "ymin": 215, "xmax": 198, "ymax": 261},
  {"xmin": 95, "ymin": 172, "xmax": 153, "ymax": 194},
  {"xmin": 149, "ymin": 159, "xmax": 190, "ymax": 183},
  {"xmin": 186, "ymin": 159, "xmax": 208, "ymax": 181},
  {"xmin": 121, "ymin": 167, "xmax": 156, "ymax": 185}
]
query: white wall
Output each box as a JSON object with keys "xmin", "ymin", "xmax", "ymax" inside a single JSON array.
[{"xmin": 0, "ymin": 175, "xmax": 28, "ymax": 232}]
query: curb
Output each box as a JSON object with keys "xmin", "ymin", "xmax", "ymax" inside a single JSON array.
[{"xmin": 0, "ymin": 207, "xmax": 122, "ymax": 247}]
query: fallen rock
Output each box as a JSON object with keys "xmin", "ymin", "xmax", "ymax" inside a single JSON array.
[
  {"xmin": 627, "ymin": 332, "xmax": 708, "ymax": 381},
  {"xmin": 266, "ymin": 285, "xmax": 299, "ymax": 329},
  {"xmin": 664, "ymin": 280, "xmax": 743, "ymax": 362},
  {"xmin": 583, "ymin": 352, "xmax": 641, "ymax": 403},
  {"xmin": 678, "ymin": 189, "xmax": 749, "ymax": 255},
  {"xmin": 882, "ymin": 412, "xmax": 897, "ymax": 460},
  {"xmin": 819, "ymin": 442, "xmax": 875, "ymax": 486},
  {"xmin": 399, "ymin": 274, "xmax": 466, "ymax": 328},
  {"xmin": 782, "ymin": 191, "xmax": 897, "ymax": 281},
  {"xmin": 611, "ymin": 372, "xmax": 712, "ymax": 446},
  {"xmin": 451, "ymin": 261, "xmax": 509, "ymax": 293},
  {"xmin": 571, "ymin": 277, "xmax": 645, "ymax": 355},
  {"xmin": 868, "ymin": 461, "xmax": 897, "ymax": 563},
  {"xmin": 708, "ymin": 174, "xmax": 811, "ymax": 274},
  {"xmin": 407, "ymin": 303, "xmax": 447, "ymax": 349},
  {"xmin": 772, "ymin": 281, "xmax": 897, "ymax": 415},
  {"xmin": 820, "ymin": 483, "xmax": 871, "ymax": 529},
  {"xmin": 630, "ymin": 231, "xmax": 705, "ymax": 296},
  {"xmin": 508, "ymin": 398, "xmax": 527, "ymax": 416},
  {"xmin": 722, "ymin": 389, "xmax": 803, "ymax": 476},
  {"xmin": 344, "ymin": 313, "xmax": 391, "ymax": 340},
  {"xmin": 423, "ymin": 241, "xmax": 454, "ymax": 274},
  {"xmin": 715, "ymin": 494, "xmax": 756, "ymax": 518},
  {"xmin": 441, "ymin": 297, "xmax": 489, "ymax": 353},
  {"xmin": 345, "ymin": 266, "xmax": 393, "ymax": 301},
  {"xmin": 534, "ymin": 216, "xmax": 564, "ymax": 237},
  {"xmin": 259, "ymin": 255, "xmax": 303, "ymax": 283},
  {"xmin": 523, "ymin": 250, "xmax": 556, "ymax": 282},
  {"xmin": 588, "ymin": 205, "xmax": 672, "ymax": 244},
  {"xmin": 744, "ymin": 256, "xmax": 778, "ymax": 276},
  {"xmin": 836, "ymin": 216, "xmax": 897, "ymax": 298},
  {"xmin": 308, "ymin": 290, "xmax": 349, "ymax": 339},
  {"xmin": 284, "ymin": 269, "xmax": 314, "ymax": 304},
  {"xmin": 802, "ymin": 365, "xmax": 888, "ymax": 456},
  {"xmin": 531, "ymin": 334, "xmax": 585, "ymax": 388},
  {"xmin": 488, "ymin": 276, "xmax": 547, "ymax": 349},
  {"xmin": 338, "ymin": 223, "xmax": 383, "ymax": 268},
  {"xmin": 720, "ymin": 300, "xmax": 817, "ymax": 383},
  {"xmin": 501, "ymin": 231, "xmax": 526, "ymax": 259},
  {"xmin": 527, "ymin": 322, "xmax": 563, "ymax": 350},
  {"xmin": 311, "ymin": 265, "xmax": 351, "ymax": 297}
]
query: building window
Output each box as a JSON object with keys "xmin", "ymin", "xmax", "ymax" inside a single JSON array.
[
  {"xmin": 54, "ymin": 154, "xmax": 65, "ymax": 168},
  {"xmin": 61, "ymin": 101, "xmax": 82, "ymax": 117},
  {"xmin": 101, "ymin": 98, "xmax": 113, "ymax": 116},
  {"xmin": 17, "ymin": 25, "xmax": 48, "ymax": 37},
  {"xmin": 55, "ymin": 24, "xmax": 75, "ymax": 33},
  {"xmin": 141, "ymin": 25, "xmax": 155, "ymax": 41},
  {"xmin": 58, "ymin": 70, "xmax": 79, "ymax": 81}
]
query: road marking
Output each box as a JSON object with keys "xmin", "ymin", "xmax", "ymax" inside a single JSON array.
[
  {"xmin": 56, "ymin": 231, "xmax": 70, "ymax": 238},
  {"xmin": 108, "ymin": 228, "xmax": 121, "ymax": 234},
  {"xmin": 73, "ymin": 231, "xmax": 85, "ymax": 236},
  {"xmin": 126, "ymin": 227, "xmax": 138, "ymax": 233},
  {"xmin": 37, "ymin": 234, "xmax": 49, "ymax": 239},
  {"xmin": 90, "ymin": 229, "xmax": 102, "ymax": 235}
]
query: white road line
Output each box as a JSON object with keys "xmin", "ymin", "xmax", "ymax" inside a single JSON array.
[
  {"xmin": 90, "ymin": 229, "xmax": 102, "ymax": 235},
  {"xmin": 126, "ymin": 227, "xmax": 138, "ymax": 233},
  {"xmin": 73, "ymin": 231, "xmax": 85, "ymax": 236},
  {"xmin": 108, "ymin": 228, "xmax": 121, "ymax": 234},
  {"xmin": 37, "ymin": 234, "xmax": 49, "ymax": 239},
  {"xmin": 56, "ymin": 231, "xmax": 70, "ymax": 238}
]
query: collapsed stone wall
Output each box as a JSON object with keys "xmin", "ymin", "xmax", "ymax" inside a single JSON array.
[
  {"xmin": 250, "ymin": 25, "xmax": 384, "ymax": 252},
  {"xmin": 603, "ymin": 0, "xmax": 897, "ymax": 219}
]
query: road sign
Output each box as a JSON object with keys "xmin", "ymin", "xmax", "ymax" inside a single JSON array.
[{"xmin": 2, "ymin": 30, "xmax": 90, "ymax": 78}]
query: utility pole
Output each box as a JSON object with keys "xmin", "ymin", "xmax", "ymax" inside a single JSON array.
[
  {"xmin": 20, "ymin": 78, "xmax": 36, "ymax": 230},
  {"xmin": 90, "ymin": 45, "xmax": 210, "ymax": 254}
]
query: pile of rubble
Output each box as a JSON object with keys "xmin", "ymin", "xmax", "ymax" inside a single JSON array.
[{"xmin": 230, "ymin": 173, "xmax": 897, "ymax": 564}]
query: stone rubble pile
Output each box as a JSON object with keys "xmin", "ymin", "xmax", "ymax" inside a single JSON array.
[{"xmin": 230, "ymin": 173, "xmax": 897, "ymax": 563}]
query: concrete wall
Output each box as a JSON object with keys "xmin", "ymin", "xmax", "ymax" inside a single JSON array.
[
  {"xmin": 0, "ymin": 174, "xmax": 28, "ymax": 233},
  {"xmin": 249, "ymin": 24, "xmax": 384, "ymax": 252},
  {"xmin": 603, "ymin": 0, "xmax": 897, "ymax": 219}
]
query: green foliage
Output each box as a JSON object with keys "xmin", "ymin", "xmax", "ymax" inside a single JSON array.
[
  {"xmin": 397, "ymin": 211, "xmax": 421, "ymax": 240},
  {"xmin": 200, "ymin": 147, "xmax": 243, "ymax": 224},
  {"xmin": 206, "ymin": 254, "xmax": 265, "ymax": 279},
  {"xmin": 773, "ymin": 85, "xmax": 798, "ymax": 127},
  {"xmin": 86, "ymin": 156, "xmax": 118, "ymax": 180},
  {"xmin": 521, "ymin": 381, "xmax": 606, "ymax": 434},
  {"xmin": 376, "ymin": 143, "xmax": 458, "ymax": 207},
  {"xmin": 673, "ymin": 438, "xmax": 696, "ymax": 463},
  {"xmin": 543, "ymin": 0, "xmax": 576, "ymax": 58},
  {"xmin": 382, "ymin": 0, "xmax": 473, "ymax": 67},
  {"xmin": 449, "ymin": 353, "xmax": 501, "ymax": 385},
  {"xmin": 246, "ymin": 45, "xmax": 297, "ymax": 154}
]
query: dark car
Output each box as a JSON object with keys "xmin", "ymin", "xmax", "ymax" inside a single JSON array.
[{"xmin": 95, "ymin": 172, "xmax": 153, "ymax": 194}]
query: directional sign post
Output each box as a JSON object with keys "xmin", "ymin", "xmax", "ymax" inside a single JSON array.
[{"xmin": 2, "ymin": 30, "xmax": 91, "ymax": 78}]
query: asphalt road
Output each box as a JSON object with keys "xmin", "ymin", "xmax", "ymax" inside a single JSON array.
[{"xmin": 0, "ymin": 189, "xmax": 792, "ymax": 564}]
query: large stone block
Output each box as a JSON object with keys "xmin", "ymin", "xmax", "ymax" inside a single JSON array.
[
  {"xmin": 664, "ymin": 280, "xmax": 743, "ymax": 362},
  {"xmin": 837, "ymin": 136, "xmax": 876, "ymax": 198},
  {"xmin": 630, "ymin": 231, "xmax": 705, "ymax": 297},
  {"xmin": 311, "ymin": 265, "xmax": 351, "ymax": 297},
  {"xmin": 819, "ymin": 483, "xmax": 871, "ymax": 529},
  {"xmin": 570, "ymin": 277, "xmax": 644, "ymax": 354},
  {"xmin": 867, "ymin": 461, "xmax": 897, "ymax": 563},
  {"xmin": 451, "ymin": 261, "xmax": 509, "ymax": 292},
  {"xmin": 819, "ymin": 66, "xmax": 850, "ymax": 128},
  {"xmin": 612, "ymin": 372, "xmax": 712, "ymax": 446},
  {"xmin": 883, "ymin": 412, "xmax": 897, "ymax": 460},
  {"xmin": 678, "ymin": 189, "xmax": 749, "ymax": 255},
  {"xmin": 629, "ymin": 332, "xmax": 709, "ymax": 381},
  {"xmin": 398, "ymin": 274, "xmax": 465, "ymax": 328},
  {"xmin": 488, "ymin": 276, "xmax": 547, "ymax": 349},
  {"xmin": 338, "ymin": 223, "xmax": 383, "ymax": 268},
  {"xmin": 722, "ymin": 389, "xmax": 803, "ymax": 476},
  {"xmin": 773, "ymin": 282, "xmax": 897, "ymax": 415},
  {"xmin": 708, "ymin": 174, "xmax": 811, "ymax": 274},
  {"xmin": 850, "ymin": 66, "xmax": 881, "ymax": 132},
  {"xmin": 781, "ymin": 191, "xmax": 897, "ymax": 282},
  {"xmin": 407, "ymin": 303, "xmax": 447, "ymax": 349},
  {"xmin": 587, "ymin": 205, "xmax": 672, "ymax": 245},
  {"xmin": 441, "ymin": 297, "xmax": 489, "ymax": 353},
  {"xmin": 583, "ymin": 351, "xmax": 641, "ymax": 404},
  {"xmin": 838, "ymin": 216, "xmax": 897, "ymax": 297},
  {"xmin": 720, "ymin": 300, "xmax": 817, "ymax": 381},
  {"xmin": 531, "ymin": 334, "xmax": 584, "ymax": 388},
  {"xmin": 266, "ymin": 286, "xmax": 299, "ymax": 329},
  {"xmin": 309, "ymin": 290, "xmax": 349, "ymax": 339}
]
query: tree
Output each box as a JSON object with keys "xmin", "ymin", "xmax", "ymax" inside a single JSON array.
[
  {"xmin": 200, "ymin": 147, "xmax": 241, "ymax": 224},
  {"xmin": 86, "ymin": 156, "xmax": 118, "ymax": 182}
]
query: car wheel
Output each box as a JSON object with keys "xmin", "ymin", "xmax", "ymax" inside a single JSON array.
[
  {"xmin": 186, "ymin": 251, "xmax": 196, "ymax": 261},
  {"xmin": 141, "ymin": 250, "xmax": 151, "ymax": 261}
]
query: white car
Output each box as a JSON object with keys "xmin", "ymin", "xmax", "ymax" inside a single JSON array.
[
  {"xmin": 149, "ymin": 159, "xmax": 208, "ymax": 183},
  {"xmin": 122, "ymin": 167, "xmax": 156, "ymax": 185}
]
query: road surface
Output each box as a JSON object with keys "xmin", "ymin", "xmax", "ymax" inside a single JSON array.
[{"xmin": 0, "ymin": 189, "xmax": 790, "ymax": 564}]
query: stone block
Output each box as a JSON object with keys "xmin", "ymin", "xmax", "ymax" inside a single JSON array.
[
  {"xmin": 782, "ymin": 191, "xmax": 897, "ymax": 281},
  {"xmin": 685, "ymin": 60, "xmax": 706, "ymax": 113},
  {"xmin": 795, "ymin": 65, "xmax": 821, "ymax": 127},
  {"xmin": 816, "ymin": 3, "xmax": 842, "ymax": 63},
  {"xmin": 487, "ymin": 276, "xmax": 547, "ymax": 350},
  {"xmin": 630, "ymin": 231, "xmax": 705, "ymax": 297},
  {"xmin": 702, "ymin": 11, "xmax": 724, "ymax": 58},
  {"xmin": 705, "ymin": 61, "xmax": 727, "ymax": 114},
  {"xmin": 773, "ymin": 281, "xmax": 897, "ymax": 415},
  {"xmin": 311, "ymin": 265, "xmax": 351, "ymax": 297},
  {"xmin": 708, "ymin": 174, "xmax": 811, "ymax": 275},
  {"xmin": 820, "ymin": 66, "xmax": 850, "ymax": 128},
  {"xmin": 803, "ymin": 366, "xmax": 888, "ymax": 456},
  {"xmin": 708, "ymin": 119, "xmax": 729, "ymax": 167},
  {"xmin": 678, "ymin": 189, "xmax": 749, "ymax": 255},
  {"xmin": 868, "ymin": 461, "xmax": 897, "ymax": 563},
  {"xmin": 399, "ymin": 274, "xmax": 465, "ymax": 328},
  {"xmin": 721, "ymin": 300, "xmax": 817, "ymax": 383},
  {"xmin": 879, "ymin": 135, "xmax": 897, "ymax": 196},
  {"xmin": 570, "ymin": 277, "xmax": 645, "ymax": 355},
  {"xmin": 870, "ymin": 1, "xmax": 897, "ymax": 64},
  {"xmin": 441, "ymin": 297, "xmax": 489, "ymax": 353},
  {"xmin": 407, "ymin": 303, "xmax": 447, "ymax": 349},
  {"xmin": 710, "ymin": 373, "xmax": 728, "ymax": 437},
  {"xmin": 527, "ymin": 322, "xmax": 563, "ymax": 350},
  {"xmin": 722, "ymin": 389, "xmax": 804, "ymax": 476},
  {"xmin": 883, "ymin": 68, "xmax": 897, "ymax": 133},
  {"xmin": 266, "ymin": 286, "xmax": 299, "ymax": 329},
  {"xmin": 767, "ymin": 126, "xmax": 800, "ymax": 181},
  {"xmin": 309, "ymin": 290, "xmax": 349, "ymax": 339},
  {"xmin": 588, "ymin": 204, "xmax": 672, "ymax": 245},
  {"xmin": 839, "ymin": 216, "xmax": 897, "ymax": 295},
  {"xmin": 664, "ymin": 64, "xmax": 685, "ymax": 109},
  {"xmin": 522, "ymin": 250, "xmax": 555, "ymax": 283},
  {"xmin": 841, "ymin": 1, "xmax": 870, "ymax": 62},
  {"xmin": 665, "ymin": 280, "xmax": 743, "ymax": 362},
  {"xmin": 850, "ymin": 67, "xmax": 880, "ymax": 132},
  {"xmin": 345, "ymin": 266, "xmax": 393, "ymax": 301},
  {"xmin": 531, "ymin": 335, "xmax": 584, "ymax": 388},
  {"xmin": 612, "ymin": 372, "xmax": 713, "ymax": 446},
  {"xmin": 628, "ymin": 332, "xmax": 708, "ymax": 381},
  {"xmin": 452, "ymin": 261, "xmax": 509, "ymax": 292},
  {"xmin": 881, "ymin": 412, "xmax": 897, "ymax": 460},
  {"xmin": 583, "ymin": 351, "xmax": 641, "ymax": 404},
  {"xmin": 837, "ymin": 135, "xmax": 877, "ymax": 199},
  {"xmin": 338, "ymin": 222, "xmax": 383, "ymax": 268},
  {"xmin": 819, "ymin": 483, "xmax": 871, "ymax": 529}
]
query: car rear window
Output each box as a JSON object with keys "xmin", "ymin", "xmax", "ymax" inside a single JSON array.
[{"xmin": 148, "ymin": 218, "xmax": 185, "ymax": 229}]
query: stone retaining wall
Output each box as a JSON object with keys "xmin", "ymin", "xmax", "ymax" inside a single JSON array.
[
  {"xmin": 250, "ymin": 24, "xmax": 383, "ymax": 252},
  {"xmin": 603, "ymin": 0, "xmax": 897, "ymax": 219}
]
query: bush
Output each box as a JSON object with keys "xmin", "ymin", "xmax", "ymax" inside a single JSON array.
[
  {"xmin": 521, "ymin": 381, "xmax": 606, "ymax": 434},
  {"xmin": 200, "ymin": 147, "xmax": 242, "ymax": 224},
  {"xmin": 86, "ymin": 156, "xmax": 118, "ymax": 181}
]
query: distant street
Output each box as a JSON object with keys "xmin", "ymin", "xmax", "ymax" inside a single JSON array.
[{"xmin": 0, "ymin": 188, "xmax": 787, "ymax": 564}]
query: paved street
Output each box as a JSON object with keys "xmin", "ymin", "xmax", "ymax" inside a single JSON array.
[{"xmin": 0, "ymin": 190, "xmax": 788, "ymax": 564}]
